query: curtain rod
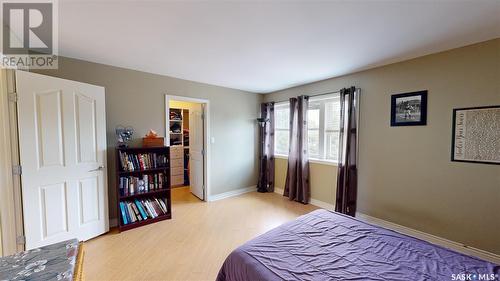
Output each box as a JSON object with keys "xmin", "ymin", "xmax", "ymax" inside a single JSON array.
[{"xmin": 271, "ymin": 87, "xmax": 360, "ymax": 104}]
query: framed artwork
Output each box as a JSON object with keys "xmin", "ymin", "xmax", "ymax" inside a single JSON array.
[
  {"xmin": 451, "ymin": 105, "xmax": 500, "ymax": 165},
  {"xmin": 390, "ymin": 90, "xmax": 427, "ymax": 126}
]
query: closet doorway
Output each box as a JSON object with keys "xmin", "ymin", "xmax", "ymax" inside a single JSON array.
[{"xmin": 165, "ymin": 95, "xmax": 209, "ymax": 201}]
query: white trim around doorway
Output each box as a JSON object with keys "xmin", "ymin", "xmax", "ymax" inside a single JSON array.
[
  {"xmin": 165, "ymin": 94, "xmax": 211, "ymax": 202},
  {"xmin": 0, "ymin": 69, "xmax": 24, "ymax": 255}
]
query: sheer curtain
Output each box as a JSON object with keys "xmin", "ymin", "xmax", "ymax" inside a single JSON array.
[
  {"xmin": 335, "ymin": 87, "xmax": 358, "ymax": 216},
  {"xmin": 257, "ymin": 102, "xmax": 275, "ymax": 192},
  {"xmin": 284, "ymin": 96, "xmax": 310, "ymax": 204}
]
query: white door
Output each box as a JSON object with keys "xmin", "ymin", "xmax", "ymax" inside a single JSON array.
[
  {"xmin": 16, "ymin": 71, "xmax": 108, "ymax": 250},
  {"xmin": 189, "ymin": 104, "xmax": 204, "ymax": 200}
]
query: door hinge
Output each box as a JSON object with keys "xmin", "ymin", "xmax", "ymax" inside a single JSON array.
[
  {"xmin": 8, "ymin": 92, "xmax": 18, "ymax": 103},
  {"xmin": 12, "ymin": 165, "xmax": 22, "ymax": 175},
  {"xmin": 16, "ymin": 235, "xmax": 25, "ymax": 245},
  {"xmin": 201, "ymin": 149, "xmax": 205, "ymax": 156}
]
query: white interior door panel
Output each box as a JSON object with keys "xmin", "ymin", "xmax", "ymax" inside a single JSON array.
[{"xmin": 16, "ymin": 70, "xmax": 108, "ymax": 249}]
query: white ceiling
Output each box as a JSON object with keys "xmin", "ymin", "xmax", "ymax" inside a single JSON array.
[{"xmin": 59, "ymin": 0, "xmax": 500, "ymax": 93}]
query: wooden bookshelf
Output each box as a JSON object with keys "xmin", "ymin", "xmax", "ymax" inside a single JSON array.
[
  {"xmin": 119, "ymin": 213, "xmax": 172, "ymax": 232},
  {"xmin": 116, "ymin": 146, "xmax": 171, "ymax": 232}
]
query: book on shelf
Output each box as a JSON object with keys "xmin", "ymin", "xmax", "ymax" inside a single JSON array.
[
  {"xmin": 120, "ymin": 196, "xmax": 169, "ymax": 225},
  {"xmin": 119, "ymin": 173, "xmax": 165, "ymax": 196},
  {"xmin": 119, "ymin": 201, "xmax": 128, "ymax": 225},
  {"xmin": 131, "ymin": 203, "xmax": 142, "ymax": 222},
  {"xmin": 118, "ymin": 151, "xmax": 168, "ymax": 172},
  {"xmin": 134, "ymin": 199, "xmax": 148, "ymax": 220}
]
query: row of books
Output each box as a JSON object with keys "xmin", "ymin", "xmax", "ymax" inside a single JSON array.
[
  {"xmin": 118, "ymin": 151, "xmax": 168, "ymax": 172},
  {"xmin": 119, "ymin": 173, "xmax": 165, "ymax": 196},
  {"xmin": 119, "ymin": 197, "xmax": 169, "ymax": 225}
]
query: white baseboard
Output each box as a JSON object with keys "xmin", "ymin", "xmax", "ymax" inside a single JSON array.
[
  {"xmin": 274, "ymin": 187, "xmax": 334, "ymax": 210},
  {"xmin": 274, "ymin": 187, "xmax": 284, "ymax": 196},
  {"xmin": 355, "ymin": 212, "xmax": 500, "ymax": 264},
  {"xmin": 273, "ymin": 187, "xmax": 499, "ymax": 263},
  {"xmin": 310, "ymin": 198, "xmax": 334, "ymax": 210},
  {"xmin": 274, "ymin": 187, "xmax": 283, "ymax": 194},
  {"xmin": 109, "ymin": 185, "xmax": 499, "ymax": 263},
  {"xmin": 108, "ymin": 187, "xmax": 256, "ymax": 224},
  {"xmin": 108, "ymin": 186, "xmax": 257, "ymax": 226},
  {"xmin": 208, "ymin": 186, "xmax": 256, "ymax": 202}
]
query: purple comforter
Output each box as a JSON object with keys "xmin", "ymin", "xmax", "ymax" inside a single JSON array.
[{"xmin": 217, "ymin": 210, "xmax": 499, "ymax": 281}]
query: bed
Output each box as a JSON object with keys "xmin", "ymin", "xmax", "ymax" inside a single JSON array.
[{"xmin": 216, "ymin": 210, "xmax": 499, "ymax": 281}]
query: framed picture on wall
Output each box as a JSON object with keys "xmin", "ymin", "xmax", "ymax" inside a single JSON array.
[
  {"xmin": 390, "ymin": 91, "xmax": 427, "ymax": 126},
  {"xmin": 451, "ymin": 105, "xmax": 500, "ymax": 165}
]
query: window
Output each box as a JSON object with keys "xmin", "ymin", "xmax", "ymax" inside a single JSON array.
[
  {"xmin": 274, "ymin": 94, "xmax": 340, "ymax": 162},
  {"xmin": 274, "ymin": 102, "xmax": 290, "ymax": 155},
  {"xmin": 323, "ymin": 97, "xmax": 341, "ymax": 161}
]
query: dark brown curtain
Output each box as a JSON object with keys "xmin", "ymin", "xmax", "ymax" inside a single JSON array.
[
  {"xmin": 257, "ymin": 102, "xmax": 275, "ymax": 192},
  {"xmin": 335, "ymin": 87, "xmax": 358, "ymax": 216},
  {"xmin": 284, "ymin": 96, "xmax": 310, "ymax": 204}
]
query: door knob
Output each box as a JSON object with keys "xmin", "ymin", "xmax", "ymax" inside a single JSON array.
[{"xmin": 88, "ymin": 165, "xmax": 105, "ymax": 172}]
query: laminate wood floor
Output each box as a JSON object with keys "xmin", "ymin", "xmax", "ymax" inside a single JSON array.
[{"xmin": 84, "ymin": 187, "xmax": 317, "ymax": 281}]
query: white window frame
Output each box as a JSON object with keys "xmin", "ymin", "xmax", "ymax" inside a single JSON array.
[
  {"xmin": 308, "ymin": 94, "xmax": 339, "ymax": 164},
  {"xmin": 273, "ymin": 94, "xmax": 339, "ymax": 165},
  {"xmin": 274, "ymin": 101, "xmax": 290, "ymax": 157}
]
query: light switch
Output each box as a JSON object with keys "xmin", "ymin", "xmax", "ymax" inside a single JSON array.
[{"xmin": 211, "ymin": 137, "xmax": 215, "ymax": 144}]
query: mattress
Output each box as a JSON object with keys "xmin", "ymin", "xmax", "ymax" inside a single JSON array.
[{"xmin": 216, "ymin": 210, "xmax": 499, "ymax": 281}]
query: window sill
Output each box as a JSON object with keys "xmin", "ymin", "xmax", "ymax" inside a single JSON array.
[
  {"xmin": 274, "ymin": 154, "xmax": 288, "ymax": 160},
  {"xmin": 273, "ymin": 155, "xmax": 338, "ymax": 166},
  {"xmin": 309, "ymin": 158, "xmax": 338, "ymax": 166}
]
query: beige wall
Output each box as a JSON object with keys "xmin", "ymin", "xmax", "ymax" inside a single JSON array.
[
  {"xmin": 34, "ymin": 57, "xmax": 261, "ymax": 221},
  {"xmin": 275, "ymin": 158, "xmax": 337, "ymax": 205},
  {"xmin": 265, "ymin": 39, "xmax": 500, "ymax": 254}
]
